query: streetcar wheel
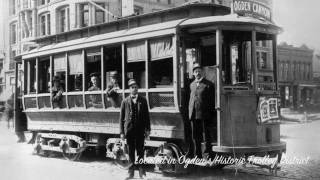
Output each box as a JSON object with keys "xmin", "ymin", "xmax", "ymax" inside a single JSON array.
[
  {"xmin": 155, "ymin": 143, "xmax": 186, "ymax": 175},
  {"xmin": 61, "ymin": 139, "xmax": 83, "ymax": 161},
  {"xmin": 62, "ymin": 150, "xmax": 82, "ymax": 161}
]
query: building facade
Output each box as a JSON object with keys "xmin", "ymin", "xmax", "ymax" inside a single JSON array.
[
  {"xmin": 313, "ymin": 50, "xmax": 320, "ymax": 81},
  {"xmin": 277, "ymin": 43, "xmax": 315, "ymax": 109}
]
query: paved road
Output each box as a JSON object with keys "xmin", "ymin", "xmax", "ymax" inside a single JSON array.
[{"xmin": 1, "ymin": 118, "xmax": 320, "ymax": 180}]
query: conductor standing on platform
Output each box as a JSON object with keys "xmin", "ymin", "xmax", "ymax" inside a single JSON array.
[
  {"xmin": 119, "ymin": 79, "xmax": 151, "ymax": 179},
  {"xmin": 188, "ymin": 63, "xmax": 215, "ymax": 158}
]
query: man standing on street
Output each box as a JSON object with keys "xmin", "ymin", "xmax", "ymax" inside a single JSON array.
[
  {"xmin": 119, "ymin": 79, "xmax": 151, "ymax": 179},
  {"xmin": 188, "ymin": 63, "xmax": 215, "ymax": 158}
]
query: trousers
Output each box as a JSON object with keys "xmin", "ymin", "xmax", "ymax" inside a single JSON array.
[{"xmin": 127, "ymin": 134, "xmax": 144, "ymax": 171}]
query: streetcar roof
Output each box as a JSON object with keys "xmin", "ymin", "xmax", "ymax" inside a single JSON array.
[
  {"xmin": 180, "ymin": 14, "xmax": 281, "ymax": 33},
  {"xmin": 22, "ymin": 14, "xmax": 280, "ymax": 59},
  {"xmin": 22, "ymin": 19, "xmax": 183, "ymax": 59},
  {"xmin": 181, "ymin": 14, "xmax": 277, "ymax": 27}
]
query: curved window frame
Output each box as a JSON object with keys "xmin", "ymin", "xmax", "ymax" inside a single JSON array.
[
  {"xmin": 56, "ymin": 5, "xmax": 70, "ymax": 33},
  {"xmin": 38, "ymin": 11, "xmax": 51, "ymax": 36}
]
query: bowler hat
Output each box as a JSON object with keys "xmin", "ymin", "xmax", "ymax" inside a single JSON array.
[
  {"xmin": 128, "ymin": 79, "xmax": 137, "ymax": 87},
  {"xmin": 192, "ymin": 63, "xmax": 202, "ymax": 71}
]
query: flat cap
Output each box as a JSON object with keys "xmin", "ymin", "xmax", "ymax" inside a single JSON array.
[{"xmin": 128, "ymin": 79, "xmax": 137, "ymax": 87}]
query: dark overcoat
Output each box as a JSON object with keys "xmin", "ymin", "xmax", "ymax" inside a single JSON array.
[{"xmin": 188, "ymin": 78, "xmax": 215, "ymax": 120}]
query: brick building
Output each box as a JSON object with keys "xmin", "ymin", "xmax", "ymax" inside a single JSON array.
[{"xmin": 278, "ymin": 43, "xmax": 315, "ymax": 109}]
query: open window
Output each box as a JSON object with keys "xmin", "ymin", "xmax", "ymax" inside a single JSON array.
[
  {"xmin": 104, "ymin": 46, "xmax": 122, "ymax": 89},
  {"xmin": 221, "ymin": 30, "xmax": 252, "ymax": 88},
  {"xmin": 86, "ymin": 48, "xmax": 101, "ymax": 90},
  {"xmin": 66, "ymin": 51, "xmax": 84, "ymax": 108},
  {"xmin": 38, "ymin": 57, "xmax": 51, "ymax": 109},
  {"xmin": 149, "ymin": 37, "xmax": 173, "ymax": 88},
  {"xmin": 148, "ymin": 37, "xmax": 175, "ymax": 109},
  {"xmin": 53, "ymin": 54, "xmax": 66, "ymax": 108},
  {"xmin": 27, "ymin": 59, "xmax": 37, "ymax": 94},
  {"xmin": 256, "ymin": 32, "xmax": 275, "ymax": 91},
  {"xmin": 54, "ymin": 53, "xmax": 66, "ymax": 89},
  {"xmin": 85, "ymin": 48, "xmax": 103, "ymax": 108},
  {"xmin": 68, "ymin": 51, "xmax": 83, "ymax": 92},
  {"xmin": 183, "ymin": 36, "xmax": 217, "ymax": 83},
  {"xmin": 24, "ymin": 59, "xmax": 37, "ymax": 109},
  {"xmin": 38, "ymin": 57, "xmax": 50, "ymax": 93},
  {"xmin": 104, "ymin": 45, "xmax": 122, "ymax": 108},
  {"xmin": 126, "ymin": 41, "xmax": 146, "ymax": 89}
]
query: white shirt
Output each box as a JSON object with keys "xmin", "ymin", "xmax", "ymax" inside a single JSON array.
[
  {"xmin": 195, "ymin": 77, "xmax": 204, "ymax": 87},
  {"xmin": 131, "ymin": 94, "xmax": 138, "ymax": 104}
]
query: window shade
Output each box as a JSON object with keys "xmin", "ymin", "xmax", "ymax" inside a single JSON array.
[
  {"xmin": 54, "ymin": 54, "xmax": 66, "ymax": 72},
  {"xmin": 127, "ymin": 41, "xmax": 145, "ymax": 62},
  {"xmin": 150, "ymin": 37, "xmax": 173, "ymax": 60},
  {"xmin": 69, "ymin": 51, "xmax": 83, "ymax": 75}
]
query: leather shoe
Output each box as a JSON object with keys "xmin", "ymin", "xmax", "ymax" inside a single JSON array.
[
  {"xmin": 139, "ymin": 168, "xmax": 146, "ymax": 178},
  {"xmin": 127, "ymin": 169, "xmax": 134, "ymax": 179}
]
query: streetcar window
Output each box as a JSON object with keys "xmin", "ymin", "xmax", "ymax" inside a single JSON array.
[
  {"xmin": 104, "ymin": 46, "xmax": 122, "ymax": 90},
  {"xmin": 27, "ymin": 60, "xmax": 37, "ymax": 94},
  {"xmin": 126, "ymin": 41, "xmax": 146, "ymax": 89},
  {"xmin": 222, "ymin": 30, "xmax": 252, "ymax": 86},
  {"xmin": 256, "ymin": 32, "xmax": 275, "ymax": 91},
  {"xmin": 186, "ymin": 48, "xmax": 198, "ymax": 79},
  {"xmin": 150, "ymin": 58, "xmax": 173, "ymax": 88},
  {"xmin": 149, "ymin": 37, "xmax": 173, "ymax": 88},
  {"xmin": 68, "ymin": 51, "xmax": 83, "ymax": 92},
  {"xmin": 54, "ymin": 54, "xmax": 66, "ymax": 90},
  {"xmin": 86, "ymin": 48, "xmax": 101, "ymax": 90},
  {"xmin": 38, "ymin": 57, "xmax": 50, "ymax": 93}
]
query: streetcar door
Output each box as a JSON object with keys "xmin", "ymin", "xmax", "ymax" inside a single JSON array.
[{"xmin": 182, "ymin": 35, "xmax": 218, "ymax": 142}]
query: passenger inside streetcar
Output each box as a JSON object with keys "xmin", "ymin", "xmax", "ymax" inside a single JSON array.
[
  {"xmin": 106, "ymin": 71, "xmax": 121, "ymax": 107},
  {"xmin": 88, "ymin": 73, "xmax": 102, "ymax": 108},
  {"xmin": 88, "ymin": 73, "xmax": 101, "ymax": 91},
  {"xmin": 51, "ymin": 76, "xmax": 64, "ymax": 108}
]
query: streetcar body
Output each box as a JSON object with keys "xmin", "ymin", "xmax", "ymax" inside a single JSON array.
[{"xmin": 19, "ymin": 3, "xmax": 285, "ymax": 169}]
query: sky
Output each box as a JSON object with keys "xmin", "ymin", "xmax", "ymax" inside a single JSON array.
[{"xmin": 273, "ymin": 0, "xmax": 320, "ymax": 51}]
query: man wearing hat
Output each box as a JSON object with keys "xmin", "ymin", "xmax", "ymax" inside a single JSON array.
[
  {"xmin": 188, "ymin": 63, "xmax": 215, "ymax": 158},
  {"xmin": 51, "ymin": 76, "xmax": 64, "ymax": 108},
  {"xmin": 119, "ymin": 79, "xmax": 150, "ymax": 179},
  {"xmin": 106, "ymin": 71, "xmax": 121, "ymax": 107}
]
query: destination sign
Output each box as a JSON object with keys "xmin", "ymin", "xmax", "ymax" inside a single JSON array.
[{"xmin": 233, "ymin": 0, "xmax": 272, "ymax": 21}]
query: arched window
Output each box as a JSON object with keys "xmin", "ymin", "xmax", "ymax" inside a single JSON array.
[
  {"xmin": 38, "ymin": 12, "xmax": 50, "ymax": 36},
  {"xmin": 56, "ymin": 6, "xmax": 70, "ymax": 33}
]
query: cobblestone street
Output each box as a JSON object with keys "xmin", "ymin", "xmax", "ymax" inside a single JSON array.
[{"xmin": 1, "ymin": 113, "xmax": 320, "ymax": 180}]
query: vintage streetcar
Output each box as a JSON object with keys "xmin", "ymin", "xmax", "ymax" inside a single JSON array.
[{"xmin": 15, "ymin": 3, "xmax": 286, "ymax": 173}]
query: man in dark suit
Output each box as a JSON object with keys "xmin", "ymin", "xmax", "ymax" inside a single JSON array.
[
  {"xmin": 120, "ymin": 79, "xmax": 151, "ymax": 179},
  {"xmin": 188, "ymin": 63, "xmax": 215, "ymax": 158}
]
